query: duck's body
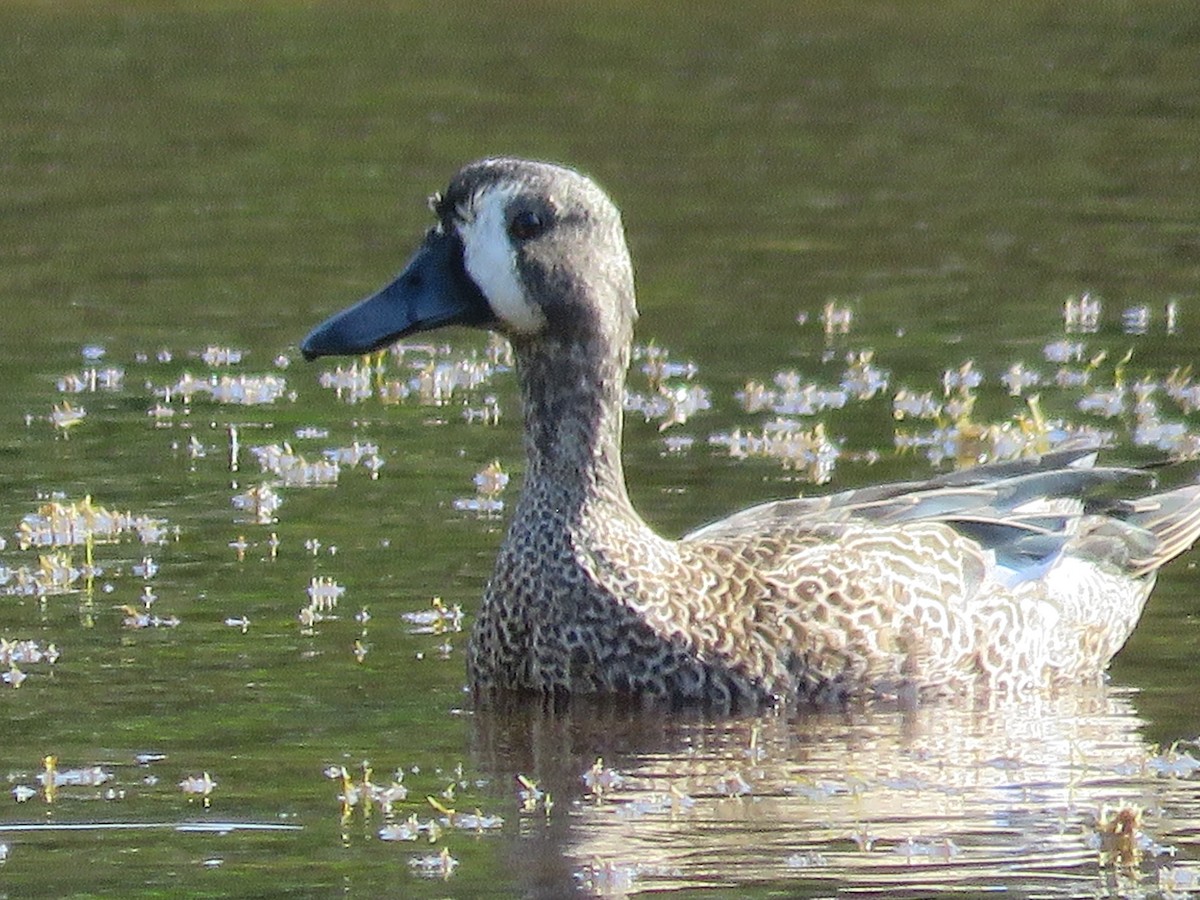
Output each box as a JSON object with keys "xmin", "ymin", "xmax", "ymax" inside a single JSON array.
[{"xmin": 302, "ymin": 158, "xmax": 1200, "ymax": 708}]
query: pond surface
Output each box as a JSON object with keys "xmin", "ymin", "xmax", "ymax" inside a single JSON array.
[{"xmin": 2, "ymin": 1, "xmax": 1200, "ymax": 896}]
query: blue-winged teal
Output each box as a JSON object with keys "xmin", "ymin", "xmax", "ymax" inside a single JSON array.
[{"xmin": 302, "ymin": 158, "xmax": 1200, "ymax": 708}]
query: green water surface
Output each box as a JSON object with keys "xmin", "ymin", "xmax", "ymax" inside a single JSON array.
[{"xmin": 2, "ymin": 2, "xmax": 1200, "ymax": 896}]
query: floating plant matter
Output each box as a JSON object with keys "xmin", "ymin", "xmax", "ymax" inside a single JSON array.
[
  {"xmin": 49, "ymin": 401, "xmax": 86, "ymax": 436},
  {"xmin": 453, "ymin": 461, "xmax": 509, "ymax": 515},
  {"xmin": 56, "ymin": 367, "xmax": 125, "ymax": 393},
  {"xmin": 401, "ymin": 597, "xmax": 464, "ymax": 635}
]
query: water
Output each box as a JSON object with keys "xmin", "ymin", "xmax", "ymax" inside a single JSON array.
[{"xmin": 2, "ymin": 1, "xmax": 1200, "ymax": 895}]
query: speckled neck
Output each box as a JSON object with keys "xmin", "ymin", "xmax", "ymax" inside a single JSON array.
[{"xmin": 512, "ymin": 329, "xmax": 637, "ymax": 526}]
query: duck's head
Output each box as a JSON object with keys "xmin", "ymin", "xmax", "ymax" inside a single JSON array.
[{"xmin": 301, "ymin": 158, "xmax": 636, "ymax": 361}]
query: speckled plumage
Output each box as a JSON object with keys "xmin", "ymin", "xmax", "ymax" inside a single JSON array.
[{"xmin": 302, "ymin": 158, "xmax": 1200, "ymax": 709}]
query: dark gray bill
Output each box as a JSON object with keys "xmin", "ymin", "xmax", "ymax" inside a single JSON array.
[{"xmin": 301, "ymin": 228, "xmax": 495, "ymax": 360}]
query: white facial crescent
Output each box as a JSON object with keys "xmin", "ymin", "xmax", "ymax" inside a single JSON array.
[{"xmin": 457, "ymin": 184, "xmax": 547, "ymax": 334}]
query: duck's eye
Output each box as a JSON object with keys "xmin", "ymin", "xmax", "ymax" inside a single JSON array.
[{"xmin": 508, "ymin": 209, "xmax": 545, "ymax": 242}]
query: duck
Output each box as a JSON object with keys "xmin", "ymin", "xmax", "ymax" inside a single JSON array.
[{"xmin": 301, "ymin": 157, "xmax": 1200, "ymax": 709}]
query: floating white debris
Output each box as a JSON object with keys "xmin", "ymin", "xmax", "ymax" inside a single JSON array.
[
  {"xmin": 412, "ymin": 358, "xmax": 496, "ymax": 405},
  {"xmin": 892, "ymin": 389, "xmax": 942, "ymax": 421},
  {"xmin": 209, "ymin": 374, "xmax": 287, "ymax": 405},
  {"xmin": 516, "ymin": 774, "xmax": 552, "ymax": 814},
  {"xmin": 50, "ymin": 401, "xmax": 86, "ymax": 435},
  {"xmin": 147, "ymin": 402, "xmax": 175, "ymax": 423},
  {"xmin": 452, "ymin": 497, "xmax": 504, "ymax": 514},
  {"xmin": 39, "ymin": 764, "xmax": 112, "ymax": 787},
  {"xmin": 1122, "ymin": 305, "xmax": 1151, "ymax": 335},
  {"xmin": 402, "ymin": 598, "xmax": 464, "ymax": 635},
  {"xmin": 379, "ymin": 818, "xmax": 429, "ymax": 842},
  {"xmin": 658, "ymin": 383, "xmax": 712, "ymax": 428},
  {"xmin": 0, "ymin": 553, "xmax": 83, "ymax": 597},
  {"xmin": 455, "ymin": 461, "xmax": 508, "ymax": 516},
  {"xmin": 305, "ymin": 576, "xmax": 344, "ymax": 612},
  {"xmin": 321, "ymin": 442, "xmax": 384, "ymax": 478},
  {"xmin": 735, "ymin": 379, "xmax": 776, "ymax": 414},
  {"xmin": 462, "ymin": 394, "xmax": 501, "ymax": 425},
  {"xmin": 57, "ymin": 368, "xmax": 125, "ymax": 393},
  {"xmin": 155, "ymin": 371, "xmax": 286, "ymax": 406},
  {"xmin": 661, "ymin": 434, "xmax": 694, "ymax": 454},
  {"xmin": 484, "ymin": 332, "xmax": 514, "ymax": 367},
  {"xmin": 318, "ymin": 363, "xmax": 374, "ymax": 403},
  {"xmin": 179, "ymin": 772, "xmax": 217, "ymax": 796},
  {"xmin": 1044, "ymin": 340, "xmax": 1086, "ymax": 364},
  {"xmin": 0, "ymin": 639, "xmax": 60, "ymax": 666},
  {"xmin": 1055, "ymin": 367, "xmax": 1093, "ymax": 389},
  {"xmin": 376, "ymin": 378, "xmax": 410, "ymax": 404},
  {"xmin": 622, "ymin": 346, "xmax": 711, "ymax": 428},
  {"xmin": 472, "ymin": 460, "xmax": 508, "ymax": 495},
  {"xmin": 132, "ymin": 557, "xmax": 159, "ymax": 579},
  {"xmin": 231, "ymin": 484, "xmax": 282, "ymax": 523},
  {"xmin": 200, "ymin": 346, "xmax": 244, "ymax": 366},
  {"xmin": 1135, "ymin": 421, "xmax": 1200, "ymax": 458},
  {"xmin": 138, "ymin": 585, "xmax": 157, "ymax": 609},
  {"xmin": 1078, "ymin": 387, "xmax": 1126, "ymax": 418},
  {"xmin": 1000, "ymin": 362, "xmax": 1041, "ymax": 396},
  {"xmin": 407, "ymin": 847, "xmax": 458, "ymax": 879},
  {"xmin": 17, "ymin": 498, "xmax": 169, "ymax": 551},
  {"xmin": 1165, "ymin": 368, "xmax": 1200, "ymax": 413},
  {"xmin": 709, "ymin": 421, "xmax": 839, "ymax": 483},
  {"xmin": 1063, "ymin": 292, "xmax": 1102, "ymax": 333},
  {"xmin": 741, "ymin": 372, "xmax": 848, "ymax": 417},
  {"xmin": 942, "ymin": 360, "xmax": 983, "ymax": 392},
  {"xmin": 1147, "ymin": 749, "xmax": 1200, "ymax": 778},
  {"xmin": 582, "ymin": 758, "xmax": 624, "ymax": 798},
  {"xmin": 121, "ymin": 606, "xmax": 180, "ymax": 629},
  {"xmin": 635, "ymin": 343, "xmax": 699, "ymax": 386},
  {"xmin": 840, "ymin": 350, "xmax": 889, "ymax": 399},
  {"xmin": 278, "ymin": 456, "xmax": 339, "ymax": 487},
  {"xmin": 441, "ymin": 810, "xmax": 503, "ymax": 831},
  {"xmin": 821, "ymin": 299, "xmax": 853, "ymax": 335}
]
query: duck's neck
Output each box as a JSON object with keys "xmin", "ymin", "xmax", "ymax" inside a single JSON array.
[{"xmin": 513, "ymin": 331, "xmax": 637, "ymax": 527}]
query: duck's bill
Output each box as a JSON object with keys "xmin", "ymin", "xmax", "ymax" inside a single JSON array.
[{"xmin": 301, "ymin": 229, "xmax": 496, "ymax": 360}]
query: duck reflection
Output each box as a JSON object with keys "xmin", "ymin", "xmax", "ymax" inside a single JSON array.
[{"xmin": 470, "ymin": 687, "xmax": 1198, "ymax": 896}]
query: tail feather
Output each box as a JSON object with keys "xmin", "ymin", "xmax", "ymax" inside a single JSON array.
[{"xmin": 1120, "ymin": 484, "xmax": 1200, "ymax": 576}]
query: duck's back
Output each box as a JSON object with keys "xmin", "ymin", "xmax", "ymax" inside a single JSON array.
[{"xmin": 673, "ymin": 452, "xmax": 1200, "ymax": 702}]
